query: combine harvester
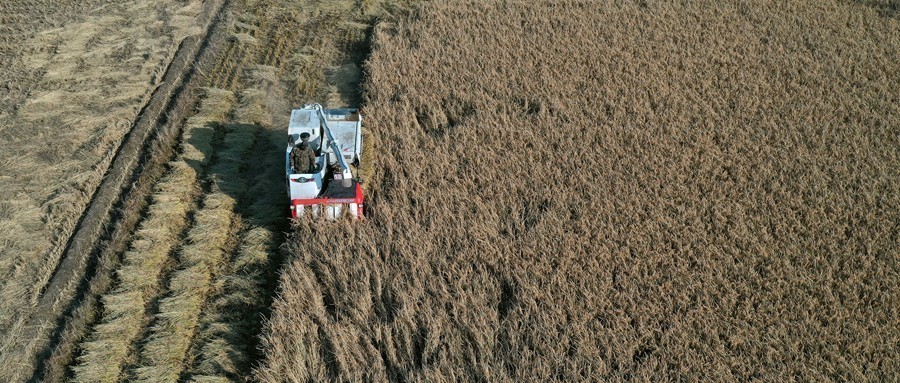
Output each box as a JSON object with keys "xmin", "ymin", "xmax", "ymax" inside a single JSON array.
[{"xmin": 286, "ymin": 104, "xmax": 364, "ymax": 219}]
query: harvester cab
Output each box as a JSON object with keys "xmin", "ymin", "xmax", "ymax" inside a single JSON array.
[{"xmin": 286, "ymin": 104, "xmax": 364, "ymax": 219}]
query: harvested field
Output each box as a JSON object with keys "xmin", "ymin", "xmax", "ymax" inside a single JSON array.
[
  {"xmin": 0, "ymin": 0, "xmax": 202, "ymax": 331},
  {"xmin": 70, "ymin": 88, "xmax": 235, "ymax": 383},
  {"xmin": 0, "ymin": 0, "xmax": 221, "ymax": 380},
  {"xmin": 0, "ymin": 0, "xmax": 387, "ymax": 381},
  {"xmin": 257, "ymin": 0, "xmax": 899, "ymax": 382}
]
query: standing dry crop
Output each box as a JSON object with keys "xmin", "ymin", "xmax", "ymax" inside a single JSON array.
[{"xmin": 257, "ymin": 0, "xmax": 899, "ymax": 381}]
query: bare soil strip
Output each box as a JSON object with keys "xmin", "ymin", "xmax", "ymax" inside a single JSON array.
[{"xmin": 0, "ymin": 1, "xmax": 233, "ymax": 382}]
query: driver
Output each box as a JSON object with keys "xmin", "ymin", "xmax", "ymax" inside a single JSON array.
[{"xmin": 290, "ymin": 132, "xmax": 316, "ymax": 173}]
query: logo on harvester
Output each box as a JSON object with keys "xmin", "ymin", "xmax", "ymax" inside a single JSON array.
[{"xmin": 292, "ymin": 177, "xmax": 313, "ymax": 183}]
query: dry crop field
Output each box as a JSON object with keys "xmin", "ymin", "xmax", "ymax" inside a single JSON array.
[
  {"xmin": 258, "ymin": 0, "xmax": 899, "ymax": 382},
  {"xmin": 0, "ymin": 0, "xmax": 211, "ymax": 379},
  {"xmin": 0, "ymin": 0, "xmax": 201, "ymax": 331},
  {"xmin": 0, "ymin": 0, "xmax": 896, "ymax": 382},
  {"xmin": 0, "ymin": 0, "xmax": 394, "ymax": 381}
]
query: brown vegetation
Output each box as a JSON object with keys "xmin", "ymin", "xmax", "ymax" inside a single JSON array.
[
  {"xmin": 0, "ymin": 1, "xmax": 211, "ymax": 380},
  {"xmin": 0, "ymin": 0, "xmax": 203, "ymax": 326},
  {"xmin": 2, "ymin": 0, "xmax": 893, "ymax": 381},
  {"xmin": 257, "ymin": 0, "xmax": 899, "ymax": 381},
  {"xmin": 59, "ymin": 0, "xmax": 381, "ymax": 381},
  {"xmin": 70, "ymin": 89, "xmax": 235, "ymax": 383},
  {"xmin": 186, "ymin": 84, "xmax": 284, "ymax": 382},
  {"xmin": 133, "ymin": 138, "xmax": 247, "ymax": 382}
]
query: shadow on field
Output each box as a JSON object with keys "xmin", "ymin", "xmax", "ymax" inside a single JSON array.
[
  {"xmin": 183, "ymin": 118, "xmax": 289, "ymax": 233},
  {"xmin": 848, "ymin": 0, "xmax": 899, "ymax": 18},
  {"xmin": 181, "ymin": 116, "xmax": 290, "ymax": 378}
]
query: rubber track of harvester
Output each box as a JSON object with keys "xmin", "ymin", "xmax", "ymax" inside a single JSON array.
[
  {"xmin": 207, "ymin": 12, "xmax": 258, "ymax": 92},
  {"xmin": 3, "ymin": 1, "xmax": 233, "ymax": 381}
]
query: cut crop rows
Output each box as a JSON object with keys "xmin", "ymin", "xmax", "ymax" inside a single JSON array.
[
  {"xmin": 132, "ymin": 122, "xmax": 255, "ymax": 383},
  {"xmin": 65, "ymin": 3, "xmax": 307, "ymax": 378},
  {"xmin": 71, "ymin": 89, "xmax": 236, "ymax": 383},
  {"xmin": 0, "ymin": 1, "xmax": 230, "ymax": 381}
]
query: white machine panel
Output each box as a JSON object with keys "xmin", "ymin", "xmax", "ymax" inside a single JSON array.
[
  {"xmin": 330, "ymin": 121, "xmax": 361, "ymax": 162},
  {"xmin": 289, "ymin": 109, "xmax": 320, "ymax": 145}
]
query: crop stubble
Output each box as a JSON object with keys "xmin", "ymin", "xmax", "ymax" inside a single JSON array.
[
  {"xmin": 70, "ymin": 88, "xmax": 236, "ymax": 383},
  {"xmin": 0, "ymin": 1, "xmax": 225, "ymax": 381},
  {"xmin": 64, "ymin": 0, "xmax": 386, "ymax": 382},
  {"xmin": 0, "ymin": 0, "xmax": 203, "ymax": 336}
]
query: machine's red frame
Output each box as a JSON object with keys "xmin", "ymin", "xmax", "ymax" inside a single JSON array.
[{"xmin": 290, "ymin": 182, "xmax": 365, "ymax": 219}]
